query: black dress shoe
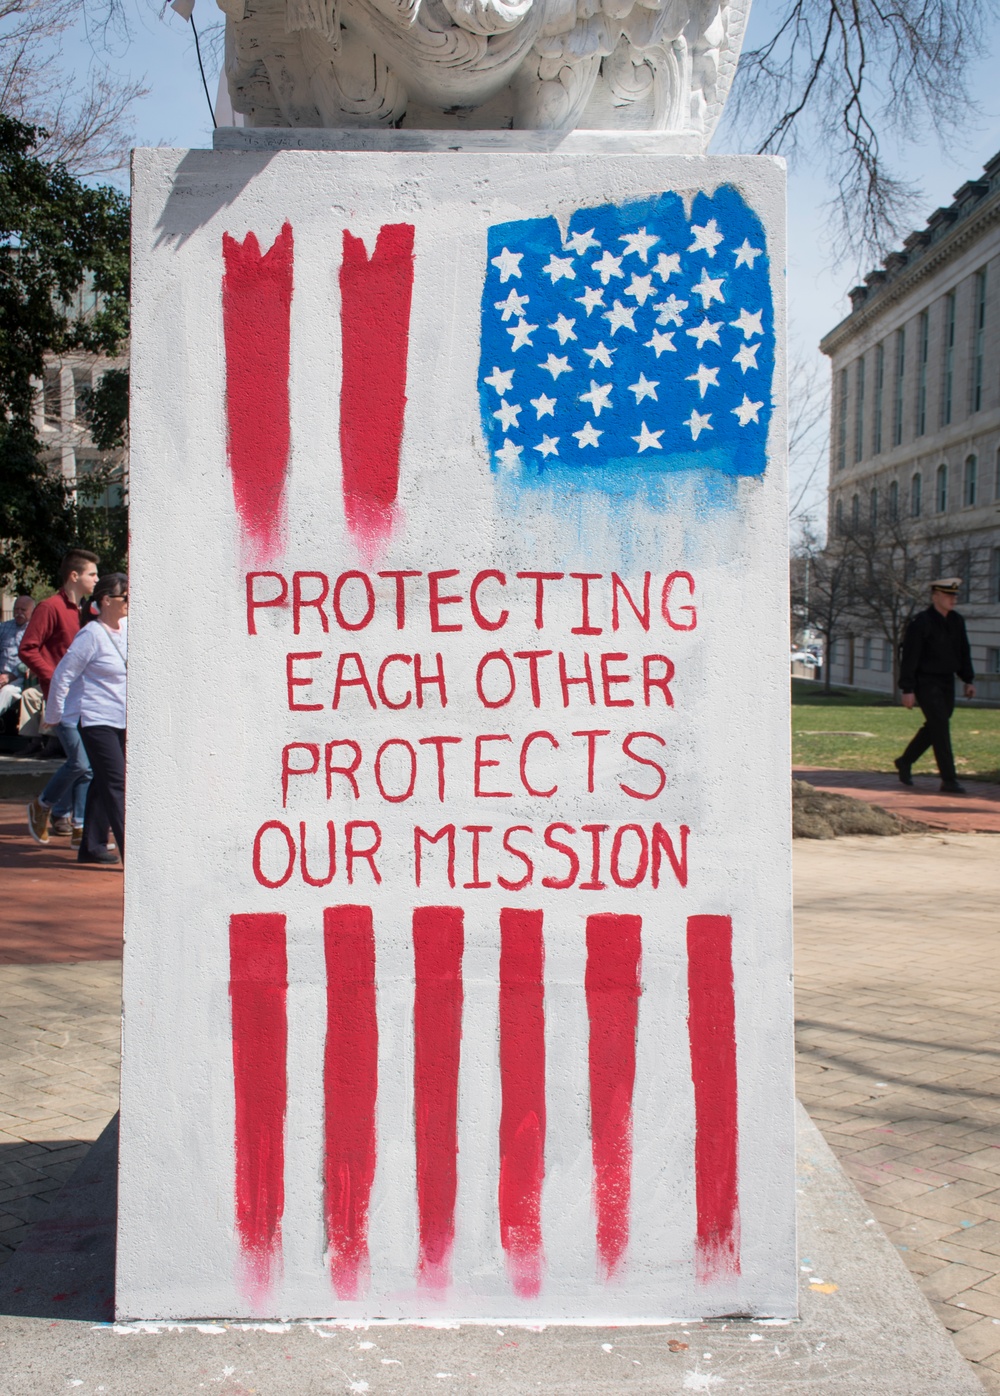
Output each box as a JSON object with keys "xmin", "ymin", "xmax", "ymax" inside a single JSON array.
[
  {"xmin": 939, "ymin": 781, "xmax": 967, "ymax": 795},
  {"xmin": 77, "ymin": 849, "xmax": 120, "ymax": 864},
  {"xmin": 894, "ymin": 757, "xmax": 914, "ymax": 786}
]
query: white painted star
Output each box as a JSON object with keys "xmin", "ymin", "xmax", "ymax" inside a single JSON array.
[
  {"xmin": 645, "ymin": 329, "xmax": 676, "ymax": 356},
  {"xmin": 654, "ymin": 294, "xmax": 688, "ymax": 326},
  {"xmin": 507, "ymin": 320, "xmax": 538, "ymax": 351},
  {"xmin": 573, "ymin": 421, "xmax": 602, "ymax": 448},
  {"xmin": 591, "ymin": 250, "xmax": 625, "ymax": 284},
  {"xmin": 619, "ymin": 226, "xmax": 659, "ymax": 262},
  {"xmin": 530, "ymin": 392, "xmax": 557, "ymax": 418},
  {"xmin": 688, "ymin": 219, "xmax": 724, "ymax": 257},
  {"xmin": 632, "ymin": 421, "xmax": 664, "ymax": 453},
  {"xmin": 491, "ymin": 247, "xmax": 523, "ymax": 282},
  {"xmin": 733, "ymin": 239, "xmax": 763, "ymax": 268},
  {"xmin": 493, "ymin": 399, "xmax": 522, "ymax": 431},
  {"xmin": 732, "ymin": 394, "xmax": 764, "ymax": 425},
  {"xmin": 565, "ymin": 227, "xmax": 600, "ymax": 255},
  {"xmin": 686, "ymin": 317, "xmax": 722, "ymax": 349},
  {"xmin": 583, "ymin": 341, "xmax": 615, "ymax": 369},
  {"xmin": 543, "ymin": 254, "xmax": 576, "ymax": 283},
  {"xmin": 539, "ymin": 353, "xmax": 572, "ymax": 380},
  {"xmin": 733, "ymin": 342, "xmax": 760, "ymax": 373},
  {"xmin": 654, "ymin": 251, "xmax": 682, "ymax": 282},
  {"xmin": 483, "ymin": 366, "xmax": 514, "ymax": 395},
  {"xmin": 580, "ymin": 380, "xmax": 614, "ymax": 417},
  {"xmin": 575, "ymin": 286, "xmax": 605, "ymax": 316},
  {"xmin": 548, "ymin": 313, "xmax": 577, "ymax": 345},
  {"xmin": 603, "ymin": 300, "xmax": 637, "ymax": 336},
  {"xmin": 683, "ymin": 409, "xmax": 713, "ymax": 440},
  {"xmin": 624, "ymin": 273, "xmax": 655, "ymax": 306},
  {"xmin": 691, "ymin": 270, "xmax": 725, "ymax": 309},
  {"xmin": 730, "ymin": 307, "xmax": 764, "ymax": 339},
  {"xmin": 494, "ymin": 288, "xmax": 529, "ymax": 321},
  {"xmin": 628, "ymin": 371, "xmax": 659, "ymax": 404},
  {"xmin": 686, "ymin": 363, "xmax": 720, "ymax": 398},
  {"xmin": 534, "ymin": 434, "xmax": 560, "ymax": 457},
  {"xmin": 495, "ymin": 438, "xmax": 523, "ymax": 469}
]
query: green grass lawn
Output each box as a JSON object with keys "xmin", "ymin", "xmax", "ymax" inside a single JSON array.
[{"xmin": 791, "ymin": 679, "xmax": 1000, "ymax": 781}]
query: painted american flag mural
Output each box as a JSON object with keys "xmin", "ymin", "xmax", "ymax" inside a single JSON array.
[{"xmin": 120, "ymin": 149, "xmax": 794, "ymax": 1322}]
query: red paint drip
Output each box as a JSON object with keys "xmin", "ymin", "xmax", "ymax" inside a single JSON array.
[
  {"xmin": 498, "ymin": 908, "xmax": 546, "ymax": 1297},
  {"xmin": 687, "ymin": 914, "xmax": 740, "ymax": 1284},
  {"xmin": 585, "ymin": 913, "xmax": 642, "ymax": 1281},
  {"xmin": 229, "ymin": 913, "xmax": 288, "ymax": 1306},
  {"xmin": 221, "ymin": 223, "xmax": 293, "ymax": 560},
  {"xmin": 339, "ymin": 224, "xmax": 415, "ymax": 547},
  {"xmin": 323, "ymin": 905, "xmax": 379, "ymax": 1300},
  {"xmin": 412, "ymin": 905, "xmax": 464, "ymax": 1292}
]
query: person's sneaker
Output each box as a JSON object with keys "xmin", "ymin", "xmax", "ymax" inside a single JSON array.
[
  {"xmin": 940, "ymin": 780, "xmax": 967, "ymax": 795},
  {"xmin": 894, "ymin": 757, "xmax": 914, "ymax": 786},
  {"xmin": 51, "ymin": 814, "xmax": 73, "ymax": 836},
  {"xmin": 78, "ymin": 848, "xmax": 119, "ymax": 865},
  {"xmin": 26, "ymin": 798, "xmax": 51, "ymax": 844},
  {"xmin": 71, "ymin": 825, "xmax": 83, "ymax": 849}
]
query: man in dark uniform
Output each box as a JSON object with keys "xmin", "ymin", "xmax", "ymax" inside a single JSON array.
[{"xmin": 895, "ymin": 577, "xmax": 976, "ymax": 795}]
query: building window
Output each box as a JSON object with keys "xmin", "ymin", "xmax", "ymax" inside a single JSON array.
[
  {"xmin": 931, "ymin": 551, "xmax": 943, "ymax": 581},
  {"xmin": 972, "ymin": 268, "xmax": 986, "ymax": 412},
  {"xmin": 911, "ymin": 472, "xmax": 922, "ymax": 517},
  {"xmin": 936, "ymin": 463, "xmax": 948, "ymax": 512},
  {"xmin": 881, "ymin": 639, "xmax": 892, "ymax": 673},
  {"xmin": 837, "ymin": 368, "xmax": 848, "ymax": 471},
  {"xmin": 917, "ymin": 309, "xmax": 929, "ymax": 436},
  {"xmin": 942, "ymin": 290, "xmax": 955, "ymax": 425},
  {"xmin": 964, "ymin": 454, "xmax": 977, "ymax": 507},
  {"xmin": 851, "ymin": 493, "xmax": 860, "ymax": 528},
  {"xmin": 892, "ymin": 328, "xmax": 905, "ymax": 446},
  {"xmin": 888, "ymin": 479, "xmax": 899, "ymax": 520},
  {"xmin": 991, "ymin": 548, "xmax": 1000, "ymax": 604},
  {"xmin": 854, "ymin": 356, "xmax": 866, "ymax": 462},
  {"xmin": 870, "ymin": 487, "xmax": 878, "ymax": 529},
  {"xmin": 955, "ymin": 552, "xmax": 970, "ymax": 603},
  {"xmin": 987, "ymin": 646, "xmax": 1000, "ymax": 674},
  {"xmin": 829, "ymin": 639, "xmax": 839, "ymax": 664},
  {"xmin": 836, "ymin": 498, "xmax": 844, "ymax": 533},
  {"xmin": 43, "ymin": 368, "xmax": 62, "ymax": 425},
  {"xmin": 862, "ymin": 637, "xmax": 873, "ymax": 668},
  {"xmin": 873, "ymin": 342, "xmax": 884, "ymax": 454}
]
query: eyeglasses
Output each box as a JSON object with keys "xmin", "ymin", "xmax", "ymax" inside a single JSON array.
[{"xmin": 109, "ymin": 593, "xmax": 128, "ymax": 603}]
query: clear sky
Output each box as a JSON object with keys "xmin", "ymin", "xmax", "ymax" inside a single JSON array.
[{"xmin": 59, "ymin": 0, "xmax": 1000, "ymax": 523}]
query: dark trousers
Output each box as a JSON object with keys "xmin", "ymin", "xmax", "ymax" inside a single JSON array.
[
  {"xmin": 80, "ymin": 726, "xmax": 126, "ymax": 859},
  {"xmin": 900, "ymin": 676, "xmax": 957, "ymax": 782},
  {"xmin": 78, "ymin": 779, "xmax": 112, "ymax": 861}
]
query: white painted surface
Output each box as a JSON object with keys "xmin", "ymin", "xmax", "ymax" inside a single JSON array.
[{"xmin": 119, "ymin": 144, "xmax": 793, "ymax": 1320}]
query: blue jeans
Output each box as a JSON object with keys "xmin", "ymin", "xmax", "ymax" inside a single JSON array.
[{"xmin": 41, "ymin": 721, "xmax": 92, "ymax": 826}]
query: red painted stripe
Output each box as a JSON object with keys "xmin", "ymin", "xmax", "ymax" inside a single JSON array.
[
  {"xmin": 585, "ymin": 913, "xmax": 642, "ymax": 1281},
  {"xmin": 221, "ymin": 223, "xmax": 293, "ymax": 560},
  {"xmin": 412, "ymin": 905, "xmax": 464, "ymax": 1291},
  {"xmin": 498, "ymin": 908, "xmax": 546, "ymax": 1297},
  {"xmin": 323, "ymin": 905, "xmax": 379, "ymax": 1300},
  {"xmin": 687, "ymin": 914, "xmax": 740, "ymax": 1284},
  {"xmin": 339, "ymin": 224, "xmax": 415, "ymax": 546},
  {"xmin": 229, "ymin": 913, "xmax": 288, "ymax": 1305}
]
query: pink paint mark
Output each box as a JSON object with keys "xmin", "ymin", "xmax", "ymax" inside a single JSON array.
[
  {"xmin": 498, "ymin": 908, "xmax": 546, "ymax": 1297},
  {"xmin": 339, "ymin": 224, "xmax": 415, "ymax": 548},
  {"xmin": 221, "ymin": 223, "xmax": 293, "ymax": 560},
  {"xmin": 687, "ymin": 914, "xmax": 740, "ymax": 1284},
  {"xmin": 412, "ymin": 905, "xmax": 464, "ymax": 1292},
  {"xmin": 585, "ymin": 913, "xmax": 642, "ymax": 1281},
  {"xmin": 323, "ymin": 904, "xmax": 379, "ymax": 1299},
  {"xmin": 229, "ymin": 913, "xmax": 287, "ymax": 1306}
]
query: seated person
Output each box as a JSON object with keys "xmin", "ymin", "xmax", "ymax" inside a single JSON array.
[{"xmin": 0, "ymin": 597, "xmax": 35, "ymax": 733}]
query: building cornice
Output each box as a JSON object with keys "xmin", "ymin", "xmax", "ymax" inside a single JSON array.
[{"xmin": 820, "ymin": 181, "xmax": 1000, "ymax": 358}]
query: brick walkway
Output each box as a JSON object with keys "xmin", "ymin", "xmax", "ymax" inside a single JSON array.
[
  {"xmin": 795, "ymin": 766, "xmax": 1000, "ymax": 833},
  {"xmin": 796, "ymin": 831, "xmax": 1000, "ymax": 1391},
  {"xmin": 0, "ymin": 800, "xmax": 997, "ymax": 1389}
]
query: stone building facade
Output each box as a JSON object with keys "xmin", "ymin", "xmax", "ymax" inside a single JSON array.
[{"xmin": 820, "ymin": 150, "xmax": 1000, "ymax": 699}]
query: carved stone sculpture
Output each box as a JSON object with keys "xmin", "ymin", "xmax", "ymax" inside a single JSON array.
[{"xmin": 215, "ymin": 0, "xmax": 748, "ymax": 138}]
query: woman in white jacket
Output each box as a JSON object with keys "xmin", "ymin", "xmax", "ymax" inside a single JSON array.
[{"xmin": 46, "ymin": 573, "xmax": 128, "ymax": 862}]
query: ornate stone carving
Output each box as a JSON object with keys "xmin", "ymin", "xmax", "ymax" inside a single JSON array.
[{"xmin": 216, "ymin": 0, "xmax": 748, "ymax": 139}]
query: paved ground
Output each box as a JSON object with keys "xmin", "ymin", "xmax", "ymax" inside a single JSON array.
[
  {"xmin": 0, "ymin": 797, "xmax": 997, "ymax": 1388},
  {"xmin": 795, "ymin": 766, "xmax": 1000, "ymax": 833}
]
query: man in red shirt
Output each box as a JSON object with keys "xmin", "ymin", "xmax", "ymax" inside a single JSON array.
[{"xmin": 19, "ymin": 549, "xmax": 102, "ymax": 848}]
